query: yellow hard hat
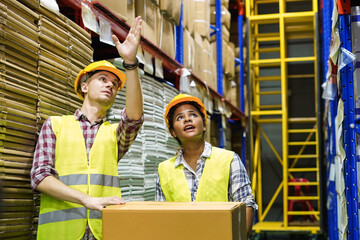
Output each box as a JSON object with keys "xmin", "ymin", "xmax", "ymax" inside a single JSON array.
[
  {"xmin": 164, "ymin": 94, "xmax": 207, "ymax": 130},
  {"xmin": 74, "ymin": 60, "xmax": 126, "ymax": 100}
]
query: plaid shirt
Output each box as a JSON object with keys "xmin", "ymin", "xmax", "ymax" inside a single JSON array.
[
  {"xmin": 31, "ymin": 108, "xmax": 143, "ymax": 240},
  {"xmin": 155, "ymin": 142, "xmax": 258, "ymax": 209}
]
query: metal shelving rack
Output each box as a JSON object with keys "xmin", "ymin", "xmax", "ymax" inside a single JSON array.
[
  {"xmin": 321, "ymin": 0, "xmax": 337, "ymax": 238},
  {"xmin": 337, "ymin": 0, "xmax": 359, "ymax": 239}
]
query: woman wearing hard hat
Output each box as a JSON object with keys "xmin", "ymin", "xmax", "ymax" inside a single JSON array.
[
  {"xmin": 31, "ymin": 17, "xmax": 143, "ymax": 240},
  {"xmin": 156, "ymin": 94, "xmax": 257, "ymax": 237}
]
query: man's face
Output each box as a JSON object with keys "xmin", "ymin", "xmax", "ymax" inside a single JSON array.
[{"xmin": 81, "ymin": 71, "xmax": 119, "ymax": 108}]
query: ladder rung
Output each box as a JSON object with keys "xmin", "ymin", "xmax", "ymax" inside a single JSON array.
[
  {"xmin": 288, "ymin": 183, "xmax": 319, "ymax": 187},
  {"xmin": 260, "ymin": 105, "xmax": 282, "ymax": 109},
  {"xmin": 288, "ymin": 129, "xmax": 317, "ymax": 133},
  {"xmin": 256, "ymin": 118, "xmax": 283, "ymax": 124},
  {"xmin": 256, "ymin": 76, "xmax": 281, "ymax": 81},
  {"xmin": 248, "ymin": 14, "xmax": 280, "ymax": 22},
  {"xmin": 288, "ymin": 196, "xmax": 319, "ymax": 200},
  {"xmin": 288, "ymin": 141, "xmax": 317, "ymax": 146},
  {"xmin": 288, "ymin": 154, "xmax": 317, "ymax": 158},
  {"xmin": 288, "ymin": 168, "xmax": 318, "ymax": 172},
  {"xmin": 252, "ymin": 33, "xmax": 279, "ymax": 38},
  {"xmin": 284, "ymin": 56, "xmax": 316, "ymax": 62},
  {"xmin": 257, "ymin": 91, "xmax": 281, "ymax": 95},
  {"xmin": 287, "ymin": 211, "xmax": 320, "ymax": 216},
  {"xmin": 287, "ymin": 33, "xmax": 315, "ymax": 40},
  {"xmin": 249, "ymin": 12, "xmax": 315, "ymax": 22},
  {"xmin": 257, "ymin": 36, "xmax": 281, "ymax": 42},
  {"xmin": 250, "ymin": 59, "xmax": 281, "ymax": 66},
  {"xmin": 288, "ymin": 117, "xmax": 317, "ymax": 123},
  {"xmin": 288, "ymin": 74, "xmax": 315, "ymax": 79},
  {"xmin": 251, "ymin": 110, "xmax": 283, "ymax": 116},
  {"xmin": 253, "ymin": 47, "xmax": 280, "ymax": 53},
  {"xmin": 253, "ymin": 0, "xmax": 279, "ymax": 3},
  {"xmin": 286, "ymin": 25, "xmax": 314, "ymax": 32}
]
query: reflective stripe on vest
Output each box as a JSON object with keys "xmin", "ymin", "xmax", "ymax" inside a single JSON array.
[
  {"xmin": 38, "ymin": 207, "xmax": 102, "ymax": 226},
  {"xmin": 158, "ymin": 147, "xmax": 234, "ymax": 202},
  {"xmin": 59, "ymin": 174, "xmax": 120, "ymax": 188},
  {"xmin": 37, "ymin": 115, "xmax": 120, "ymax": 240}
]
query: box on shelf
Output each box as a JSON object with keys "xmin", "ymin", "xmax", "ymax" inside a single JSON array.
[
  {"xmin": 193, "ymin": 33, "xmax": 204, "ymax": 80},
  {"xmin": 96, "ymin": 0, "xmax": 127, "ymax": 22},
  {"xmin": 210, "ymin": 5, "xmax": 231, "ymax": 30},
  {"xmin": 103, "ymin": 201, "xmax": 246, "ymax": 240},
  {"xmin": 183, "ymin": 28, "xmax": 195, "ymax": 69},
  {"xmin": 157, "ymin": 10, "xmax": 175, "ymax": 58},
  {"xmin": 194, "ymin": 0, "xmax": 210, "ymax": 39},
  {"xmin": 183, "ymin": 0, "xmax": 194, "ymax": 35},
  {"xmin": 135, "ymin": 0, "xmax": 157, "ymax": 45}
]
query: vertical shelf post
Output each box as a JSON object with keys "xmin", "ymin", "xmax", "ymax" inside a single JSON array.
[
  {"xmin": 237, "ymin": 0, "xmax": 246, "ymax": 167},
  {"xmin": 176, "ymin": 0, "xmax": 184, "ymax": 65},
  {"xmin": 338, "ymin": 0, "xmax": 359, "ymax": 238}
]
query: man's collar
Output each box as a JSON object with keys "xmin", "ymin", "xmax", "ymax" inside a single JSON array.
[{"xmin": 74, "ymin": 109, "xmax": 107, "ymax": 123}]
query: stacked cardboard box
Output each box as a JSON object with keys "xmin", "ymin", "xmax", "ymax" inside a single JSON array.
[
  {"xmin": 183, "ymin": 0, "xmax": 216, "ymax": 90},
  {"xmin": 159, "ymin": 0, "xmax": 181, "ymax": 25},
  {"xmin": 210, "ymin": 1, "xmax": 236, "ymax": 105},
  {"xmin": 36, "ymin": 7, "xmax": 93, "ymax": 127},
  {"xmin": 96, "ymin": 0, "xmax": 128, "ymax": 22},
  {"xmin": 0, "ymin": 1, "xmax": 93, "ymax": 237},
  {"xmin": 0, "ymin": 1, "xmax": 39, "ymax": 238}
]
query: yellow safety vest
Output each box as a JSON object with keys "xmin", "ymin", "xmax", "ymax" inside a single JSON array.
[
  {"xmin": 37, "ymin": 116, "xmax": 121, "ymax": 240},
  {"xmin": 158, "ymin": 147, "xmax": 234, "ymax": 201}
]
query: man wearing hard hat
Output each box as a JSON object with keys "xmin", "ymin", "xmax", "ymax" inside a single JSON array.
[
  {"xmin": 157, "ymin": 94, "xmax": 257, "ymax": 237},
  {"xmin": 30, "ymin": 16, "xmax": 143, "ymax": 240}
]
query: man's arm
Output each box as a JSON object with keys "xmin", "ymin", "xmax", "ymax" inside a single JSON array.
[
  {"xmin": 36, "ymin": 176, "xmax": 124, "ymax": 211},
  {"xmin": 112, "ymin": 16, "xmax": 143, "ymax": 120}
]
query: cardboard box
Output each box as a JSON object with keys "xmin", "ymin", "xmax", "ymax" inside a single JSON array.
[
  {"xmin": 183, "ymin": 0, "xmax": 195, "ymax": 35},
  {"xmin": 183, "ymin": 28, "xmax": 195, "ymax": 69},
  {"xmin": 194, "ymin": 0, "xmax": 210, "ymax": 39},
  {"xmin": 96, "ymin": 0, "xmax": 127, "ymax": 22},
  {"xmin": 103, "ymin": 201, "xmax": 246, "ymax": 240},
  {"xmin": 210, "ymin": 5, "xmax": 231, "ymax": 30},
  {"xmin": 157, "ymin": 10, "xmax": 175, "ymax": 58}
]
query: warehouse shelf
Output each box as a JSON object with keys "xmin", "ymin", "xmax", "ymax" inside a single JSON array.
[{"xmin": 57, "ymin": 0, "xmax": 246, "ymax": 120}]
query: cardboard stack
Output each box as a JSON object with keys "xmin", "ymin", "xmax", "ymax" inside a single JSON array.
[
  {"xmin": 0, "ymin": 0, "xmax": 39, "ymax": 238},
  {"xmin": 36, "ymin": 7, "xmax": 93, "ymax": 127},
  {"xmin": 182, "ymin": 0, "xmax": 216, "ymax": 90},
  {"xmin": 210, "ymin": 1, "xmax": 236, "ymax": 105}
]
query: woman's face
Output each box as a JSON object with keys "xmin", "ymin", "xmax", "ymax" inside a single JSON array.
[{"xmin": 170, "ymin": 103, "xmax": 206, "ymax": 143}]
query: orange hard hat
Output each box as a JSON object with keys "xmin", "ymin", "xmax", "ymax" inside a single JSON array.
[
  {"xmin": 164, "ymin": 94, "xmax": 207, "ymax": 130},
  {"xmin": 74, "ymin": 60, "xmax": 126, "ymax": 100}
]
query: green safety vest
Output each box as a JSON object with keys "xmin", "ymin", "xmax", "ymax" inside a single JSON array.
[
  {"xmin": 37, "ymin": 116, "xmax": 121, "ymax": 240},
  {"xmin": 158, "ymin": 147, "xmax": 234, "ymax": 201}
]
